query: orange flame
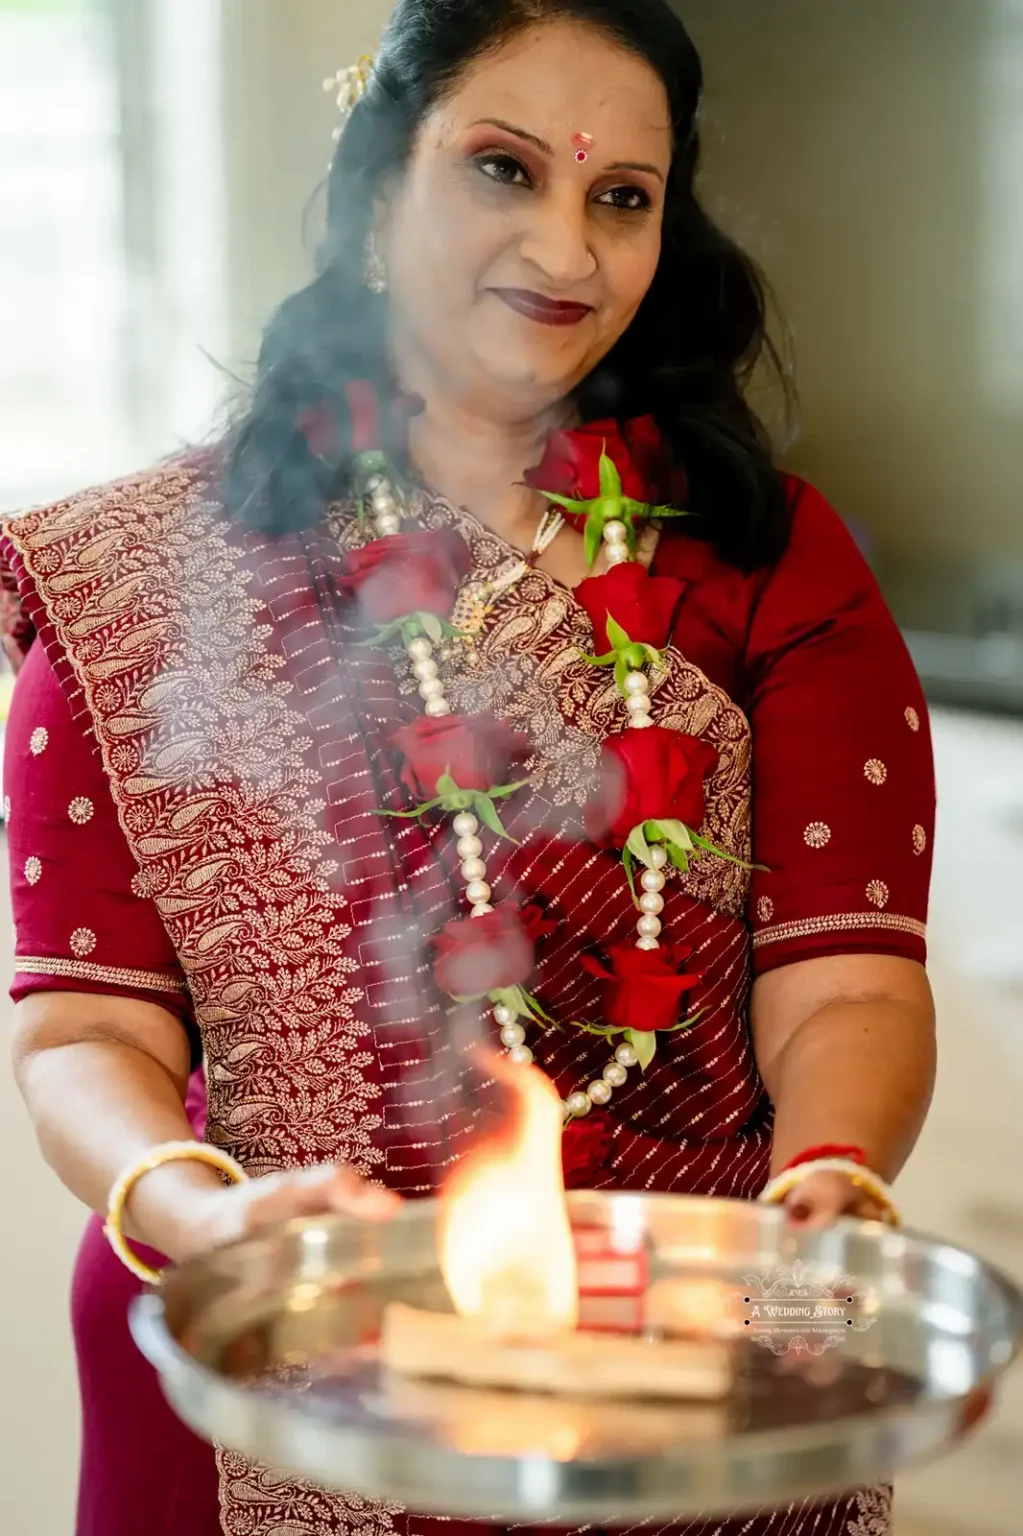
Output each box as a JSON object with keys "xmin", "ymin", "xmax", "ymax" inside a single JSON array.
[{"xmin": 438, "ymin": 1060, "xmax": 578, "ymax": 1340}]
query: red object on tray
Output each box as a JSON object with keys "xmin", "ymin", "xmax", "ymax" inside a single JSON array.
[{"xmin": 574, "ymin": 1225, "xmax": 648, "ymax": 1334}]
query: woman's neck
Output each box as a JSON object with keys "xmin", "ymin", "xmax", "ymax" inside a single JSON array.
[{"xmin": 397, "ymin": 362, "xmax": 573, "ymax": 552}]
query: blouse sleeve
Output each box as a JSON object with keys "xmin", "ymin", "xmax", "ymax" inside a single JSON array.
[
  {"xmin": 746, "ymin": 480, "xmax": 936, "ymax": 976},
  {"xmin": 3, "ymin": 638, "xmax": 199, "ymax": 1056}
]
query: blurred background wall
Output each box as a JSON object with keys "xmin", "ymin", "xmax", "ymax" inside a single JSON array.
[{"xmin": 1, "ymin": 2, "xmax": 1022, "ymax": 1533}]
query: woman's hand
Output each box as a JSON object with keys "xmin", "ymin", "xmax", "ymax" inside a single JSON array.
[
  {"xmin": 147, "ymin": 1162, "xmax": 403, "ymax": 1266},
  {"xmin": 781, "ymin": 1170, "xmax": 890, "ymax": 1230}
]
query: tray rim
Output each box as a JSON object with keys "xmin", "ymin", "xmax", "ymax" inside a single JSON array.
[{"xmin": 130, "ymin": 1193, "xmax": 1023, "ymax": 1521}]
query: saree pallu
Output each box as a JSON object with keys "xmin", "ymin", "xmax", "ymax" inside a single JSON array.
[{"xmin": 3, "ymin": 456, "xmax": 926, "ymax": 1536}]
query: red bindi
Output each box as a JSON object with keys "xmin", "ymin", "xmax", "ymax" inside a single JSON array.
[{"xmin": 572, "ymin": 131, "xmax": 594, "ymax": 164}]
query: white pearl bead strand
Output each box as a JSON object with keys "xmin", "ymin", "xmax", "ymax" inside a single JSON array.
[{"xmin": 365, "ymin": 473, "xmax": 403, "ymax": 540}]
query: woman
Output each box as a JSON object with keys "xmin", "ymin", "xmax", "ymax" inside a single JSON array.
[{"xmin": 3, "ymin": 1, "xmax": 935, "ymax": 1534}]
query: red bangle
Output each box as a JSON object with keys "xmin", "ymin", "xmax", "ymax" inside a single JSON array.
[{"xmin": 780, "ymin": 1144, "xmax": 867, "ymax": 1174}]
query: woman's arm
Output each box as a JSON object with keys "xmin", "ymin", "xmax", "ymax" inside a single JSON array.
[
  {"xmin": 13, "ymin": 991, "xmax": 399, "ymax": 1264},
  {"xmin": 751, "ymin": 952, "xmax": 936, "ymax": 1224},
  {"xmin": 6, "ymin": 641, "xmax": 397, "ymax": 1271}
]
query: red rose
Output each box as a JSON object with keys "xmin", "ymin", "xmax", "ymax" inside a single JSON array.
[
  {"xmin": 582, "ymin": 942, "xmax": 703, "ymax": 1035},
  {"xmin": 431, "ymin": 903, "xmax": 555, "ymax": 999},
  {"xmin": 575, "ymin": 563, "xmax": 685, "ymax": 653},
  {"xmin": 561, "ymin": 1113, "xmax": 614, "ymax": 1189},
  {"xmin": 296, "ymin": 383, "xmax": 424, "ymax": 460},
  {"xmin": 335, "ymin": 529, "xmax": 471, "ymax": 626},
  {"xmin": 391, "ymin": 713, "xmax": 531, "ymax": 799},
  {"xmin": 585, "ymin": 726, "xmax": 719, "ymax": 848},
  {"xmin": 524, "ymin": 416, "xmax": 685, "ymax": 531}
]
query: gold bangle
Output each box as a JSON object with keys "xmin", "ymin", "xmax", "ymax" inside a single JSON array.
[
  {"xmin": 759, "ymin": 1157, "xmax": 901, "ymax": 1228},
  {"xmin": 104, "ymin": 1140, "xmax": 248, "ymax": 1286}
]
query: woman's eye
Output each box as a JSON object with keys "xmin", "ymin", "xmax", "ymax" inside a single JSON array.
[
  {"xmin": 475, "ymin": 153, "xmax": 532, "ymax": 188},
  {"xmin": 595, "ymin": 185, "xmax": 651, "ymax": 213}
]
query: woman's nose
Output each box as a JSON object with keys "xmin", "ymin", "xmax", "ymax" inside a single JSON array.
[{"xmin": 518, "ymin": 190, "xmax": 597, "ymax": 290}]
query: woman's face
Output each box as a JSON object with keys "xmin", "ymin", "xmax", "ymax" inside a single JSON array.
[{"xmin": 381, "ymin": 21, "xmax": 673, "ymax": 417}]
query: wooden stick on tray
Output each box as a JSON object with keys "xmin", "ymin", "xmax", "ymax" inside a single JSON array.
[{"xmin": 381, "ymin": 1303, "xmax": 731, "ymax": 1402}]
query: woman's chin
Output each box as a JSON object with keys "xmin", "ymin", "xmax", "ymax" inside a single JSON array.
[{"xmin": 465, "ymin": 343, "xmax": 585, "ymax": 406}]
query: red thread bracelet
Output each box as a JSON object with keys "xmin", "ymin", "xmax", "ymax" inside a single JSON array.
[{"xmin": 780, "ymin": 1144, "xmax": 867, "ymax": 1174}]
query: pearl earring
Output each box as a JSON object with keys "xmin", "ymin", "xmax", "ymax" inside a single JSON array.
[{"xmin": 363, "ymin": 230, "xmax": 388, "ymax": 295}]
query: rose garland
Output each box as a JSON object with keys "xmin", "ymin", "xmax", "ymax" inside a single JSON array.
[{"xmin": 333, "ymin": 402, "xmax": 737, "ymax": 1142}]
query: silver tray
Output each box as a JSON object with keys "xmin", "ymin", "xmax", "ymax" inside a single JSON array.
[{"xmin": 131, "ymin": 1192, "xmax": 1023, "ymax": 1522}]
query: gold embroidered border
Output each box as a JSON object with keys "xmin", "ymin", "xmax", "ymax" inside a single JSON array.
[
  {"xmin": 753, "ymin": 913, "xmax": 926, "ymax": 949},
  {"xmin": 14, "ymin": 955, "xmax": 188, "ymax": 992}
]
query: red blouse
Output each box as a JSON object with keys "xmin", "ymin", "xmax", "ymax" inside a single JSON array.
[{"xmin": 3, "ymin": 478, "xmax": 934, "ymax": 1023}]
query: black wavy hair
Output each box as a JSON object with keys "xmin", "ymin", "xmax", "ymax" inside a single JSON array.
[{"xmin": 223, "ymin": 0, "xmax": 794, "ymax": 570}]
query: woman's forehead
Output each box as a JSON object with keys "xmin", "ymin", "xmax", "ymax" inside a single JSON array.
[{"xmin": 428, "ymin": 22, "xmax": 672, "ymax": 159}]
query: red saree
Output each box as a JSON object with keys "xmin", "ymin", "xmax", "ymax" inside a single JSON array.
[{"xmin": 2, "ymin": 455, "xmax": 933, "ymax": 1536}]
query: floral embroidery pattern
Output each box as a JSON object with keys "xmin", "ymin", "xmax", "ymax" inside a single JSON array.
[
  {"xmin": 10, "ymin": 464, "xmax": 385, "ymax": 1193},
  {"xmin": 70, "ymin": 927, "xmax": 97, "ymax": 957},
  {"xmin": 757, "ymin": 896, "xmax": 774, "ymax": 923},
  {"xmin": 30, "ymin": 727, "xmax": 49, "ymax": 756},
  {"xmin": 912, "ymin": 825, "xmax": 927, "ymax": 855},
  {"xmin": 864, "ymin": 759, "xmax": 888, "ymax": 786},
  {"xmin": 905, "ymin": 707, "xmax": 920, "ymax": 732},
  {"xmin": 846, "ymin": 1484, "xmax": 892, "ymax": 1534},
  {"xmin": 866, "ymin": 880, "xmax": 889, "ymax": 910},
  {"xmin": 804, "ymin": 821, "xmax": 832, "ymax": 849},
  {"xmin": 24, "ymin": 856, "xmax": 41, "ymax": 886}
]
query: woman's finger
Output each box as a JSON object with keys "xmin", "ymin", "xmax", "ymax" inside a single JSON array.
[
  {"xmin": 783, "ymin": 1171, "xmax": 892, "ymax": 1229},
  {"xmin": 327, "ymin": 1164, "xmax": 402, "ymax": 1221},
  {"xmin": 784, "ymin": 1173, "xmax": 858, "ymax": 1229}
]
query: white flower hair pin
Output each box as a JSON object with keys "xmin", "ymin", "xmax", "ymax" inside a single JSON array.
[{"xmin": 324, "ymin": 55, "xmax": 374, "ymax": 145}]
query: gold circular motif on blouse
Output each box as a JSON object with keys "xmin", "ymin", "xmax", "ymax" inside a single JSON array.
[
  {"xmin": 69, "ymin": 796, "xmax": 95, "ymax": 825},
  {"xmin": 912, "ymin": 825, "xmax": 927, "ymax": 856},
  {"xmin": 864, "ymin": 759, "xmax": 888, "ymax": 786},
  {"xmin": 905, "ymin": 707, "xmax": 921, "ymax": 733},
  {"xmin": 866, "ymin": 880, "xmax": 890, "ymax": 910},
  {"xmin": 30, "ymin": 727, "xmax": 49, "ymax": 756},
  {"xmin": 804, "ymin": 822, "xmax": 832, "ymax": 849},
  {"xmin": 71, "ymin": 927, "xmax": 97, "ymax": 957},
  {"xmin": 756, "ymin": 896, "xmax": 775, "ymax": 924},
  {"xmin": 24, "ymin": 857, "xmax": 42, "ymax": 886}
]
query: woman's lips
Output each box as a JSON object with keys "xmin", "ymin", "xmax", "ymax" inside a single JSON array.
[{"xmin": 491, "ymin": 289, "xmax": 593, "ymax": 327}]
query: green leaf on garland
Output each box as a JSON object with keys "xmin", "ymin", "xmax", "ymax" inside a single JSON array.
[
  {"xmin": 664, "ymin": 1007, "xmax": 706, "ymax": 1035},
  {"xmin": 622, "ymin": 844, "xmax": 641, "ymax": 909},
  {"xmin": 578, "ymin": 648, "xmax": 617, "ymax": 668},
  {"xmin": 628, "ymin": 1029, "xmax": 658, "ymax": 1072},
  {"xmin": 354, "ymin": 618, "xmax": 403, "ymax": 648},
  {"xmin": 489, "ymin": 778, "xmax": 530, "ymax": 801},
  {"xmin": 688, "ymin": 829, "xmax": 764, "ymax": 872},
  {"xmin": 474, "ymin": 793, "xmax": 515, "ymax": 842},
  {"xmin": 598, "ymin": 447, "xmax": 623, "ymax": 502},
  {"xmin": 584, "ymin": 516, "xmax": 603, "ymax": 570},
  {"xmin": 420, "ymin": 612, "xmax": 443, "ymax": 645},
  {"xmin": 614, "ymin": 654, "xmax": 631, "ymax": 699},
  {"xmin": 489, "ymin": 984, "xmax": 555, "ymax": 1027},
  {"xmin": 571, "ymin": 1018, "xmax": 624, "ymax": 1039},
  {"xmin": 605, "ymin": 614, "xmax": 631, "ymax": 652},
  {"xmin": 626, "ymin": 823, "xmax": 654, "ymax": 870},
  {"xmin": 654, "ymin": 818, "xmax": 694, "ymax": 852},
  {"xmin": 536, "ymin": 489, "xmax": 589, "ymax": 514},
  {"xmin": 666, "ymin": 840, "xmax": 692, "ymax": 873}
]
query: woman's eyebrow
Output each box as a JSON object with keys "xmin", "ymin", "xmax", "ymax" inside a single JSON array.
[{"xmin": 471, "ymin": 117, "xmax": 553, "ymax": 155}]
